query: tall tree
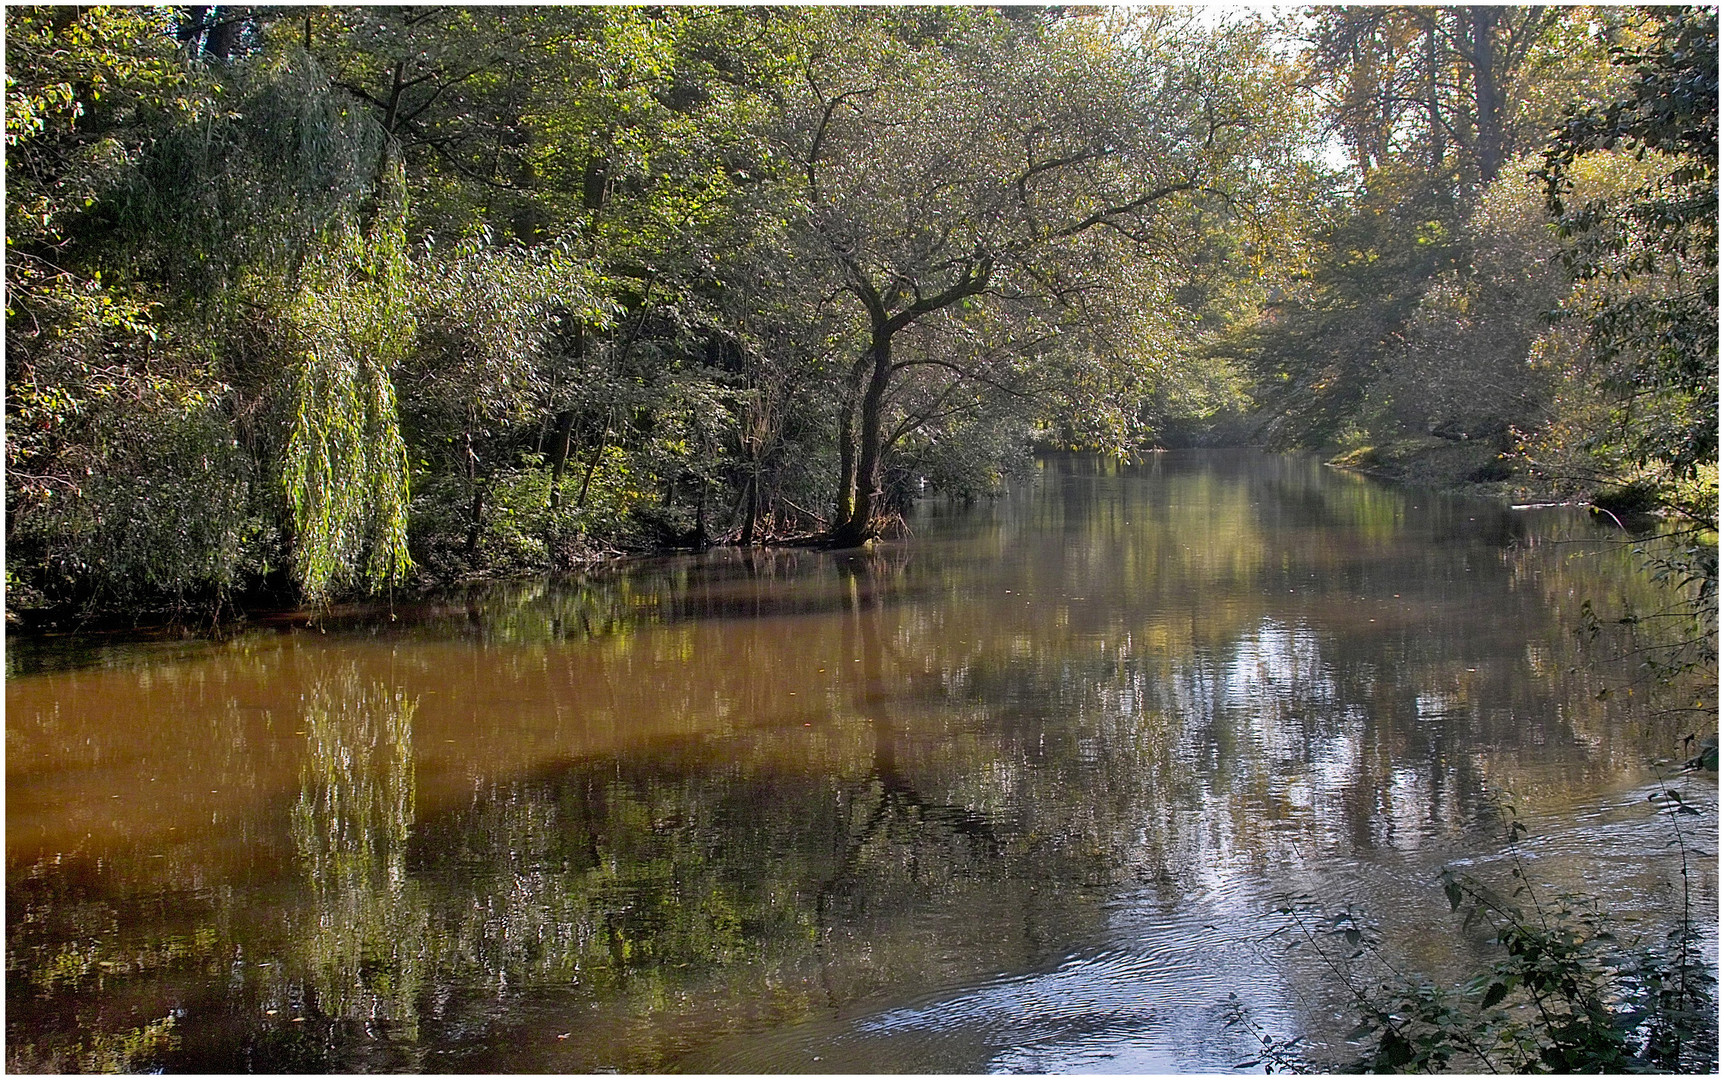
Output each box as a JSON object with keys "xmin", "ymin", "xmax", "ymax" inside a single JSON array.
[
  {"xmin": 1244, "ymin": 7, "xmax": 1633, "ymax": 453},
  {"xmin": 1542, "ymin": 5, "xmax": 1718, "ymax": 510},
  {"xmin": 791, "ymin": 8, "xmax": 1298, "ymax": 541},
  {"xmin": 1305, "ymin": 6, "xmax": 1603, "ymax": 190}
]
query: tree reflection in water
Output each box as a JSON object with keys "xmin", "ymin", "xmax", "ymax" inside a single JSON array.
[
  {"xmin": 288, "ymin": 670, "xmax": 427, "ymax": 1052},
  {"xmin": 5, "ymin": 453, "xmax": 1713, "ymax": 1072}
]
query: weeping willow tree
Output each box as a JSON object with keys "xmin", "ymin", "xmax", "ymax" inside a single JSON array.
[
  {"xmin": 279, "ymin": 143, "xmax": 416, "ymax": 604},
  {"xmin": 125, "ymin": 44, "xmax": 418, "ymax": 606},
  {"xmin": 5, "ymin": 21, "xmax": 423, "ymax": 615},
  {"xmin": 130, "ymin": 47, "xmax": 419, "ymax": 604}
]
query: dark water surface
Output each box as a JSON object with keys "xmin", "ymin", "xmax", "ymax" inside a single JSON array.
[{"xmin": 7, "ymin": 451, "xmax": 1715, "ymax": 1072}]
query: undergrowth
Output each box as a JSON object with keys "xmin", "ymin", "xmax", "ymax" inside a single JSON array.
[{"xmin": 1228, "ymin": 781, "xmax": 1718, "ymax": 1074}]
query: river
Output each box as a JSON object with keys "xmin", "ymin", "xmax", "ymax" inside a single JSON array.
[{"xmin": 7, "ymin": 450, "xmax": 1715, "ymax": 1072}]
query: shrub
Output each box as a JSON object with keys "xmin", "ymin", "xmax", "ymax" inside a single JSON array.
[{"xmin": 1232, "ymin": 794, "xmax": 1717, "ymax": 1074}]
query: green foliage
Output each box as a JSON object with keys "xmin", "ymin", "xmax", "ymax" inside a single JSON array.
[
  {"xmin": 5, "ymin": 7, "xmax": 256, "ymax": 619},
  {"xmin": 783, "ymin": 7, "xmax": 1312, "ymax": 536},
  {"xmin": 109, "ymin": 47, "xmax": 386, "ymax": 303},
  {"xmin": 1542, "ymin": 5, "xmax": 1719, "ymax": 511},
  {"xmin": 1224, "ymin": 166, "xmax": 1467, "ymax": 449},
  {"xmin": 1379, "ymin": 161, "xmax": 1566, "ymax": 446},
  {"xmin": 279, "ymin": 151, "xmax": 415, "ymax": 603},
  {"xmin": 393, "ymin": 231, "xmax": 603, "ymax": 573},
  {"xmin": 6, "ymin": 6, "xmax": 1327, "ymax": 611},
  {"xmin": 20, "ymin": 3, "xmax": 1706, "ymax": 625},
  {"xmin": 5, "ymin": 6, "xmax": 207, "ymax": 256},
  {"xmin": 1236, "ymin": 2, "xmax": 1716, "ymax": 618},
  {"xmin": 894, "ymin": 394, "xmax": 1038, "ymax": 502},
  {"xmin": 1527, "ymin": 8, "xmax": 1719, "ymax": 731},
  {"xmin": 6, "ymin": 342, "xmax": 271, "ymax": 615},
  {"xmin": 1301, "ymin": 7, "xmax": 1623, "ymax": 189},
  {"xmin": 1234, "ymin": 797, "xmax": 1717, "ymax": 1074}
]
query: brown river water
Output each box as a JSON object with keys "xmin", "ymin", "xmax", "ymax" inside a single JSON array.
[{"xmin": 6, "ymin": 451, "xmax": 1715, "ymax": 1072}]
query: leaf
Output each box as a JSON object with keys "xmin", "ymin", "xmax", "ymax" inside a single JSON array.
[
  {"xmin": 1376, "ymin": 1031, "xmax": 1415, "ymax": 1069},
  {"xmin": 1481, "ymin": 981, "xmax": 1509, "ymax": 1009}
]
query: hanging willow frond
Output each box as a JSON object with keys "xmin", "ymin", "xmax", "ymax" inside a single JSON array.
[{"xmin": 280, "ymin": 144, "xmax": 415, "ymax": 603}]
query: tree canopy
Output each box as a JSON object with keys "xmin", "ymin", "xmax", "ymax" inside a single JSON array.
[{"xmin": 4, "ymin": 4, "xmax": 1715, "ymax": 622}]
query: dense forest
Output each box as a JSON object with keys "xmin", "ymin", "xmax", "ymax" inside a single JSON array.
[{"xmin": 5, "ymin": 5, "xmax": 1717, "ymax": 622}]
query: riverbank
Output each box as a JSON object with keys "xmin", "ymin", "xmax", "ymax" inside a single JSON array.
[
  {"xmin": 1324, "ymin": 436, "xmax": 1532, "ymax": 502},
  {"xmin": 1325, "ymin": 436, "xmax": 1723, "ymax": 531},
  {"xmin": 6, "ymin": 442, "xmax": 1705, "ymax": 644},
  {"xmin": 2, "ymin": 525, "xmax": 897, "ymax": 643}
]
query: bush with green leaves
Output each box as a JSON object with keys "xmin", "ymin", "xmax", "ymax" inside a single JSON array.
[
  {"xmin": 1230, "ymin": 792, "xmax": 1717, "ymax": 1074},
  {"xmin": 6, "ymin": 344, "xmax": 274, "ymax": 619}
]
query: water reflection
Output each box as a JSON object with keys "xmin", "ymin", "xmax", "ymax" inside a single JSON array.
[
  {"xmin": 7, "ymin": 452, "xmax": 1713, "ymax": 1072},
  {"xmin": 289, "ymin": 672, "xmax": 425, "ymax": 1051}
]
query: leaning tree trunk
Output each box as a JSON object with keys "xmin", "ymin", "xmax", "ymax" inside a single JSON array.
[
  {"xmin": 574, "ymin": 420, "xmax": 609, "ymax": 509},
  {"xmin": 547, "ymin": 409, "xmax": 576, "ymax": 508},
  {"xmin": 546, "ymin": 323, "xmax": 586, "ymax": 509}
]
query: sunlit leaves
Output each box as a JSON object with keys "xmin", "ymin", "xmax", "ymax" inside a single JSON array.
[
  {"xmin": 280, "ymin": 153, "xmax": 416, "ymax": 603},
  {"xmin": 1542, "ymin": 7, "xmax": 1718, "ymax": 493}
]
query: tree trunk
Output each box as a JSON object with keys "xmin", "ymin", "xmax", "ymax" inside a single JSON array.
[
  {"xmin": 465, "ymin": 486, "xmax": 484, "ymax": 560},
  {"xmin": 203, "ymin": 5, "xmax": 240, "ymax": 60},
  {"xmin": 1468, "ymin": 7, "xmax": 1504, "ymax": 184},
  {"xmin": 1425, "ymin": 21, "xmax": 1444, "ymax": 172},
  {"xmin": 177, "ymin": 6, "xmax": 210, "ymax": 46},
  {"xmin": 547, "ymin": 321, "xmax": 587, "ymax": 508},
  {"xmin": 382, "ymin": 60, "xmax": 405, "ymax": 135},
  {"xmin": 835, "ymin": 393, "xmax": 858, "ymax": 527},
  {"xmin": 547, "ymin": 409, "xmax": 576, "ymax": 508},
  {"xmin": 740, "ymin": 470, "xmax": 760, "ymax": 545},
  {"xmin": 574, "ymin": 419, "xmax": 610, "ymax": 509},
  {"xmin": 835, "ymin": 327, "xmax": 891, "ymax": 543},
  {"xmin": 464, "ymin": 430, "xmax": 483, "ymax": 560}
]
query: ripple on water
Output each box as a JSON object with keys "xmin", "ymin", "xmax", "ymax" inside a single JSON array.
[
  {"xmin": 852, "ymin": 942, "xmax": 1279, "ymax": 1073},
  {"xmin": 678, "ymin": 934, "xmax": 1280, "ymax": 1073},
  {"xmin": 732, "ymin": 915, "xmax": 1270, "ymax": 1070},
  {"xmin": 1447, "ymin": 778, "xmax": 1719, "ymax": 914}
]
